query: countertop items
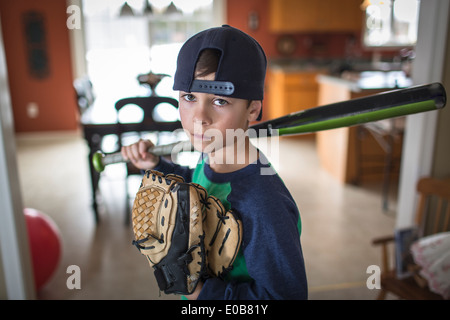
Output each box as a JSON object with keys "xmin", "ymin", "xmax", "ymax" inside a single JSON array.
[
  {"xmin": 315, "ymin": 76, "xmax": 405, "ymax": 190},
  {"xmin": 269, "ymin": 58, "xmax": 403, "ymax": 73},
  {"xmin": 317, "ymin": 71, "xmax": 412, "ymax": 92}
]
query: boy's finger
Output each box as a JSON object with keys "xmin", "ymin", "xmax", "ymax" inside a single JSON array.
[
  {"xmin": 139, "ymin": 140, "xmax": 153, "ymax": 158},
  {"xmin": 132, "ymin": 143, "xmax": 144, "ymax": 161},
  {"xmin": 121, "ymin": 148, "xmax": 129, "ymax": 161}
]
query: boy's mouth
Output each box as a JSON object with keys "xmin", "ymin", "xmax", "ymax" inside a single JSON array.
[{"xmin": 193, "ymin": 133, "xmax": 212, "ymax": 142}]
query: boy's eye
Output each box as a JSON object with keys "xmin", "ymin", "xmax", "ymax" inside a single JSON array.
[
  {"xmin": 182, "ymin": 94, "xmax": 196, "ymax": 102},
  {"xmin": 213, "ymin": 99, "xmax": 228, "ymax": 107}
]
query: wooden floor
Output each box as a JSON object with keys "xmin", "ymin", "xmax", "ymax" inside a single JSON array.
[{"xmin": 16, "ymin": 132, "xmax": 398, "ymax": 300}]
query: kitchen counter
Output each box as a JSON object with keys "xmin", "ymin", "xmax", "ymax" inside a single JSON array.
[
  {"xmin": 269, "ymin": 59, "xmax": 331, "ymax": 73},
  {"xmin": 269, "ymin": 58, "xmax": 403, "ymax": 74},
  {"xmin": 317, "ymin": 71, "xmax": 412, "ymax": 92},
  {"xmin": 316, "ymin": 73, "xmax": 406, "ymax": 185}
]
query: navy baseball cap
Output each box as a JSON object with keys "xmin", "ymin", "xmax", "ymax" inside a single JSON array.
[{"xmin": 173, "ymin": 25, "xmax": 267, "ymax": 119}]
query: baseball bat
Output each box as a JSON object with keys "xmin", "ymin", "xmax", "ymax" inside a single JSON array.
[{"xmin": 92, "ymin": 82, "xmax": 446, "ymax": 172}]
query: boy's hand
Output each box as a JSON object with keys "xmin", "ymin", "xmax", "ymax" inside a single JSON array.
[
  {"xmin": 131, "ymin": 170, "xmax": 242, "ymax": 296},
  {"xmin": 121, "ymin": 139, "xmax": 160, "ymax": 170}
]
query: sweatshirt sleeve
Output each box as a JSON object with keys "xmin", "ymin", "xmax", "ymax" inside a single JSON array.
[
  {"xmin": 153, "ymin": 156, "xmax": 194, "ymax": 182},
  {"xmin": 197, "ymin": 179, "xmax": 308, "ymax": 300}
]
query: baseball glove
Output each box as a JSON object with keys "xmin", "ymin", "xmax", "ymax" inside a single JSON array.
[{"xmin": 131, "ymin": 170, "xmax": 243, "ymax": 295}]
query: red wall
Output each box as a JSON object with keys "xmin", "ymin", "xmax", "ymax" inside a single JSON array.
[
  {"xmin": 226, "ymin": 0, "xmax": 277, "ymax": 57},
  {"xmin": 226, "ymin": 0, "xmax": 396, "ymax": 60},
  {"xmin": 0, "ymin": 0, "xmax": 78, "ymax": 132}
]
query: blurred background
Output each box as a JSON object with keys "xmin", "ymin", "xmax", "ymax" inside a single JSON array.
[{"xmin": 0, "ymin": 0, "xmax": 449, "ymax": 300}]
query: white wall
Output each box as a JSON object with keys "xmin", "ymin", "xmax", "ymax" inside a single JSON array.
[
  {"xmin": 0, "ymin": 17, "xmax": 35, "ymax": 300},
  {"xmin": 396, "ymin": 0, "xmax": 450, "ymax": 228}
]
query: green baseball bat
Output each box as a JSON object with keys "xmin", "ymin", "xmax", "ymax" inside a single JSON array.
[
  {"xmin": 92, "ymin": 82, "xmax": 446, "ymax": 172},
  {"xmin": 92, "ymin": 140, "xmax": 193, "ymax": 173}
]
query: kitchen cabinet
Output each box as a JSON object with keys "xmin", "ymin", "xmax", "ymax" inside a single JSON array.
[
  {"xmin": 267, "ymin": 69, "xmax": 324, "ymax": 121},
  {"xmin": 316, "ymin": 74, "xmax": 405, "ymax": 185},
  {"xmin": 269, "ymin": 0, "xmax": 364, "ymax": 33}
]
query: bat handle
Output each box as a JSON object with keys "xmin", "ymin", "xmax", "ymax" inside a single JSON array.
[{"xmin": 92, "ymin": 140, "xmax": 193, "ymax": 173}]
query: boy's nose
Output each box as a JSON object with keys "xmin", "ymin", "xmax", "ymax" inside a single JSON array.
[{"xmin": 192, "ymin": 101, "xmax": 211, "ymax": 126}]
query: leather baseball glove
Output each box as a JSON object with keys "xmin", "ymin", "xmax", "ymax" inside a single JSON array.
[{"xmin": 131, "ymin": 170, "xmax": 243, "ymax": 295}]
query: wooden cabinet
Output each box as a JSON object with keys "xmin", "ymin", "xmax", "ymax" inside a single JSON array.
[
  {"xmin": 267, "ymin": 69, "xmax": 323, "ymax": 120},
  {"xmin": 269, "ymin": 0, "xmax": 364, "ymax": 33},
  {"xmin": 316, "ymin": 79, "xmax": 404, "ymax": 184}
]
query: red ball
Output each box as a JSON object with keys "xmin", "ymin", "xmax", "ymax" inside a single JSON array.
[{"xmin": 24, "ymin": 208, "xmax": 62, "ymax": 291}]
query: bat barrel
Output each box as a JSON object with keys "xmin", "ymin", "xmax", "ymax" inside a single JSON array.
[
  {"xmin": 251, "ymin": 82, "xmax": 446, "ymax": 136},
  {"xmin": 92, "ymin": 83, "xmax": 446, "ymax": 172}
]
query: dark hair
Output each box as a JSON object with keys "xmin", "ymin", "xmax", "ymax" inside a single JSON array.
[
  {"xmin": 194, "ymin": 48, "xmax": 253, "ymax": 109},
  {"xmin": 195, "ymin": 49, "xmax": 221, "ymax": 78}
]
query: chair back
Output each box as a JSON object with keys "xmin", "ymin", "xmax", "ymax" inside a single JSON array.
[
  {"xmin": 74, "ymin": 77, "xmax": 95, "ymax": 113},
  {"xmin": 114, "ymin": 96, "xmax": 181, "ymax": 133},
  {"xmin": 415, "ymin": 177, "xmax": 450, "ymax": 237}
]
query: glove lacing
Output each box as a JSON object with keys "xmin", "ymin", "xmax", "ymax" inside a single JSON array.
[{"xmin": 132, "ymin": 233, "xmax": 164, "ymax": 251}]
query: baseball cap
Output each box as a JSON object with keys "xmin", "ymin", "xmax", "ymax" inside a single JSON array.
[{"xmin": 173, "ymin": 25, "xmax": 267, "ymax": 119}]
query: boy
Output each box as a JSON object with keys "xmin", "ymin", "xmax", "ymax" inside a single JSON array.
[{"xmin": 122, "ymin": 25, "xmax": 307, "ymax": 300}]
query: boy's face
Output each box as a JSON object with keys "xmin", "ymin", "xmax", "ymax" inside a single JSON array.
[{"xmin": 178, "ymin": 73, "xmax": 261, "ymax": 154}]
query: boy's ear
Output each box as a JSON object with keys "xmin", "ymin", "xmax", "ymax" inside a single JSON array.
[{"xmin": 247, "ymin": 100, "xmax": 262, "ymax": 122}]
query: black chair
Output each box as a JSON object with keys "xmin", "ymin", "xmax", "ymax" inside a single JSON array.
[
  {"xmin": 114, "ymin": 96, "xmax": 182, "ymax": 224},
  {"xmin": 74, "ymin": 76, "xmax": 117, "ymax": 223},
  {"xmin": 74, "ymin": 76, "xmax": 96, "ymax": 115}
]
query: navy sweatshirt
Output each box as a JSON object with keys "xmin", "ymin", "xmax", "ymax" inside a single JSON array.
[{"xmin": 154, "ymin": 153, "xmax": 308, "ymax": 300}]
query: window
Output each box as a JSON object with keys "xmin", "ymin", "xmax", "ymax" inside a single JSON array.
[
  {"xmin": 81, "ymin": 0, "xmax": 216, "ymax": 122},
  {"xmin": 363, "ymin": 0, "xmax": 420, "ymax": 48}
]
